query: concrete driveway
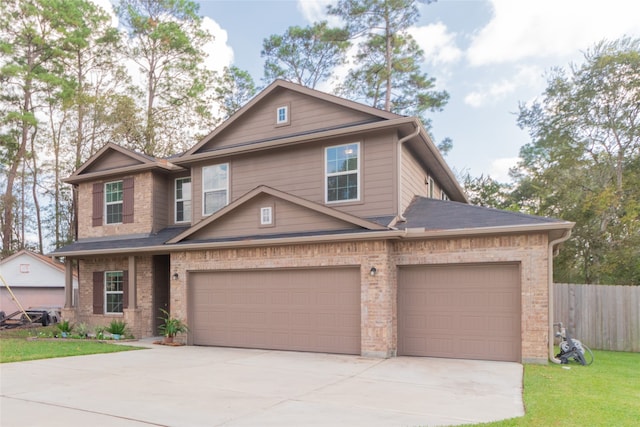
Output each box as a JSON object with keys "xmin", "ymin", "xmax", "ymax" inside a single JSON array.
[{"xmin": 1, "ymin": 339, "xmax": 524, "ymax": 427}]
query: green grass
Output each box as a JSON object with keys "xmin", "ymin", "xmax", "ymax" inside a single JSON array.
[
  {"xmin": 460, "ymin": 350, "xmax": 640, "ymax": 427},
  {"xmin": 0, "ymin": 325, "xmax": 143, "ymax": 363}
]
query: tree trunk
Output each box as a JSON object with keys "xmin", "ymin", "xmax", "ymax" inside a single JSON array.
[{"xmin": 30, "ymin": 131, "xmax": 43, "ymax": 253}]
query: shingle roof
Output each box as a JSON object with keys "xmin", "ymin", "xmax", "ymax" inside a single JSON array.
[
  {"xmin": 398, "ymin": 197, "xmax": 564, "ymax": 230},
  {"xmin": 51, "ymin": 227, "xmax": 188, "ymax": 254}
]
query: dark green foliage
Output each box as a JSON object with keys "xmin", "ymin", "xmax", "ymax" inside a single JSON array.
[{"xmin": 513, "ymin": 38, "xmax": 640, "ymax": 285}]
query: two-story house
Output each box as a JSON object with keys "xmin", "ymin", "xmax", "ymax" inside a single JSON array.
[{"xmin": 54, "ymin": 80, "xmax": 573, "ymax": 363}]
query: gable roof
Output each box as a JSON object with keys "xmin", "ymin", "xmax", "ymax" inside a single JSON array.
[
  {"xmin": 180, "ymin": 80, "xmax": 401, "ymax": 158},
  {"xmin": 64, "ymin": 142, "xmax": 183, "ymax": 184},
  {"xmin": 167, "ymin": 185, "xmax": 388, "ymax": 244},
  {"xmin": 1, "ymin": 250, "xmax": 63, "ymax": 272},
  {"xmin": 399, "ymin": 197, "xmax": 572, "ymax": 231}
]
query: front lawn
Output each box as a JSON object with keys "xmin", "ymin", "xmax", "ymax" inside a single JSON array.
[
  {"xmin": 0, "ymin": 325, "xmax": 143, "ymax": 363},
  {"xmin": 462, "ymin": 350, "xmax": 640, "ymax": 426}
]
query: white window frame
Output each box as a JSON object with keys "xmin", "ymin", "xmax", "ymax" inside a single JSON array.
[
  {"xmin": 325, "ymin": 142, "xmax": 360, "ymax": 204},
  {"xmin": 104, "ymin": 180, "xmax": 123, "ymax": 224},
  {"xmin": 428, "ymin": 177, "xmax": 435, "ymax": 198},
  {"xmin": 441, "ymin": 192, "xmax": 449, "ymax": 201},
  {"xmin": 175, "ymin": 177, "xmax": 192, "ymax": 223},
  {"xmin": 104, "ymin": 271, "xmax": 124, "ymax": 315},
  {"xmin": 202, "ymin": 164, "xmax": 229, "ymax": 216},
  {"xmin": 260, "ymin": 206, "xmax": 273, "ymax": 225},
  {"xmin": 276, "ymin": 105, "xmax": 289, "ymax": 125}
]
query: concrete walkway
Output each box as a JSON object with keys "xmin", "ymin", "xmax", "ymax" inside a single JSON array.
[{"xmin": 0, "ymin": 339, "xmax": 524, "ymax": 427}]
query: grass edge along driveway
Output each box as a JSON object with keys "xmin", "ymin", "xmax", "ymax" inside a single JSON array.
[
  {"xmin": 459, "ymin": 350, "xmax": 640, "ymax": 427},
  {"xmin": 0, "ymin": 338, "xmax": 143, "ymax": 363}
]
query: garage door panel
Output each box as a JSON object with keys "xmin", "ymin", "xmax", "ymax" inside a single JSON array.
[
  {"xmin": 189, "ymin": 267, "xmax": 360, "ymax": 355},
  {"xmin": 398, "ymin": 263, "xmax": 521, "ymax": 362}
]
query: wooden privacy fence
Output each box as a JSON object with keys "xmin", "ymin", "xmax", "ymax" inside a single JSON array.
[{"xmin": 553, "ymin": 283, "xmax": 640, "ymax": 352}]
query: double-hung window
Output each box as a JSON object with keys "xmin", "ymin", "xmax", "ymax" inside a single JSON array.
[
  {"xmin": 326, "ymin": 143, "xmax": 360, "ymax": 203},
  {"xmin": 105, "ymin": 271, "xmax": 124, "ymax": 314},
  {"xmin": 202, "ymin": 164, "xmax": 228, "ymax": 215},
  {"xmin": 175, "ymin": 177, "xmax": 192, "ymax": 223},
  {"xmin": 105, "ymin": 181, "xmax": 123, "ymax": 224}
]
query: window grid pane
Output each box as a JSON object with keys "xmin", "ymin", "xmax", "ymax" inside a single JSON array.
[
  {"xmin": 175, "ymin": 178, "xmax": 192, "ymax": 222},
  {"xmin": 105, "ymin": 181, "xmax": 123, "ymax": 224},
  {"xmin": 105, "ymin": 271, "xmax": 123, "ymax": 314},
  {"xmin": 326, "ymin": 143, "xmax": 359, "ymax": 202},
  {"xmin": 203, "ymin": 165, "xmax": 228, "ymax": 215}
]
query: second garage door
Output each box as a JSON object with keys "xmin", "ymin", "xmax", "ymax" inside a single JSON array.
[
  {"xmin": 189, "ymin": 267, "xmax": 361, "ymax": 354},
  {"xmin": 398, "ymin": 263, "xmax": 521, "ymax": 362}
]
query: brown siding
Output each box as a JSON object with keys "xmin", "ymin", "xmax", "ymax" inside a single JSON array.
[
  {"xmin": 152, "ymin": 173, "xmax": 169, "ymax": 231},
  {"xmin": 199, "ymin": 89, "xmax": 380, "ymax": 152},
  {"xmin": 187, "ymin": 194, "xmax": 361, "ymax": 241},
  {"xmin": 191, "ymin": 130, "xmax": 397, "ymax": 224},
  {"xmin": 401, "ymin": 145, "xmax": 428, "ymax": 211},
  {"xmin": 84, "ymin": 150, "xmax": 141, "ymax": 173}
]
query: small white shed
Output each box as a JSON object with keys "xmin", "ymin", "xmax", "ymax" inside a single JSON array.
[{"xmin": 0, "ymin": 250, "xmax": 78, "ymax": 313}]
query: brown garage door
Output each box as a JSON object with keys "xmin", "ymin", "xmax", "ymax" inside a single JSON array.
[
  {"xmin": 398, "ymin": 263, "xmax": 521, "ymax": 362},
  {"xmin": 188, "ymin": 267, "xmax": 361, "ymax": 354}
]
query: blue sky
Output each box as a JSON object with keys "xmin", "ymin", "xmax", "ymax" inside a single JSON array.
[{"xmin": 107, "ymin": 0, "xmax": 640, "ymax": 181}]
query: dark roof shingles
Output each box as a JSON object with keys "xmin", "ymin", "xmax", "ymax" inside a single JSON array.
[{"xmin": 398, "ymin": 197, "xmax": 564, "ymax": 230}]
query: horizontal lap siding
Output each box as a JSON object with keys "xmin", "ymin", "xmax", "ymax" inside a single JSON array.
[
  {"xmin": 202, "ymin": 91, "xmax": 377, "ymax": 150},
  {"xmin": 190, "ymin": 133, "xmax": 397, "ymax": 224},
  {"xmin": 189, "ymin": 196, "xmax": 359, "ymax": 240},
  {"xmin": 402, "ymin": 146, "xmax": 427, "ymax": 208}
]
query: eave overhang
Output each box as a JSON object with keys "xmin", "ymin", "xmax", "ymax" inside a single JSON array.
[{"xmin": 53, "ymin": 221, "xmax": 574, "ymax": 258}]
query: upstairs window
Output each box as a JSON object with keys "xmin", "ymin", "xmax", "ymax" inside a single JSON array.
[
  {"xmin": 276, "ymin": 104, "xmax": 290, "ymax": 126},
  {"xmin": 93, "ymin": 177, "xmax": 133, "ymax": 226},
  {"xmin": 175, "ymin": 177, "xmax": 192, "ymax": 223},
  {"xmin": 260, "ymin": 206, "xmax": 273, "ymax": 226},
  {"xmin": 326, "ymin": 143, "xmax": 360, "ymax": 203},
  {"xmin": 105, "ymin": 181, "xmax": 123, "ymax": 224},
  {"xmin": 203, "ymin": 164, "xmax": 229, "ymax": 215}
]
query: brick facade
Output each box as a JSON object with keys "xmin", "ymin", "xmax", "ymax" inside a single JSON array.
[
  {"xmin": 77, "ymin": 172, "xmax": 155, "ymax": 239},
  {"xmin": 74, "ymin": 255, "xmax": 155, "ymax": 338},
  {"xmin": 159, "ymin": 231, "xmax": 550, "ymax": 362}
]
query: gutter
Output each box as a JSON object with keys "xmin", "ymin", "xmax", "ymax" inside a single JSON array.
[
  {"xmin": 396, "ymin": 123, "xmax": 421, "ymax": 222},
  {"xmin": 548, "ymin": 228, "xmax": 573, "ymax": 364}
]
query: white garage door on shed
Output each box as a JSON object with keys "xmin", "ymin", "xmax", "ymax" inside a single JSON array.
[
  {"xmin": 188, "ymin": 267, "xmax": 361, "ymax": 355},
  {"xmin": 398, "ymin": 263, "xmax": 521, "ymax": 362}
]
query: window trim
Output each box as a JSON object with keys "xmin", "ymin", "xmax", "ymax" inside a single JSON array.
[
  {"xmin": 104, "ymin": 180, "xmax": 123, "ymax": 224},
  {"xmin": 325, "ymin": 142, "xmax": 361, "ymax": 204},
  {"xmin": 202, "ymin": 164, "xmax": 229, "ymax": 216},
  {"xmin": 259, "ymin": 206, "xmax": 274, "ymax": 227},
  {"xmin": 275, "ymin": 103, "xmax": 290, "ymax": 126},
  {"xmin": 104, "ymin": 270, "xmax": 124, "ymax": 315},
  {"xmin": 428, "ymin": 177, "xmax": 435, "ymax": 199},
  {"xmin": 174, "ymin": 177, "xmax": 192, "ymax": 223}
]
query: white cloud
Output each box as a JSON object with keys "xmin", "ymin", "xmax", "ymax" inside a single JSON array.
[
  {"xmin": 201, "ymin": 17, "xmax": 234, "ymax": 73},
  {"xmin": 410, "ymin": 22, "xmax": 462, "ymax": 66},
  {"xmin": 467, "ymin": 0, "xmax": 640, "ymax": 66},
  {"xmin": 464, "ymin": 65, "xmax": 543, "ymax": 108},
  {"xmin": 297, "ymin": 0, "xmax": 341, "ymax": 26},
  {"xmin": 489, "ymin": 157, "xmax": 520, "ymax": 183}
]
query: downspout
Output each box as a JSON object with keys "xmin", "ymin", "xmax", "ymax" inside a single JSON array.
[
  {"xmin": 396, "ymin": 123, "xmax": 421, "ymax": 222},
  {"xmin": 548, "ymin": 228, "xmax": 572, "ymax": 364}
]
